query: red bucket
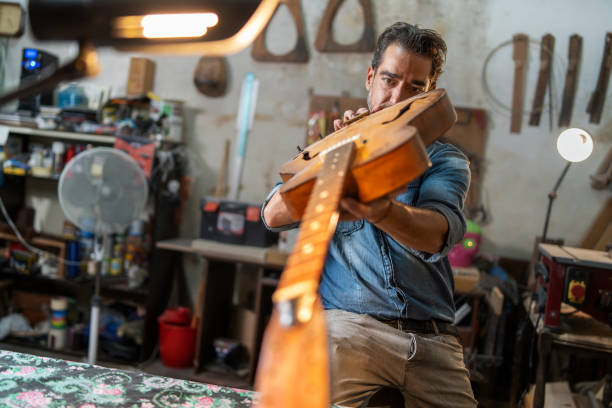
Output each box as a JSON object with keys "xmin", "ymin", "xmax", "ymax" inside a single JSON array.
[{"xmin": 158, "ymin": 308, "xmax": 196, "ymax": 368}]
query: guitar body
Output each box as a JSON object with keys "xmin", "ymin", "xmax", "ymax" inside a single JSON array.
[{"xmin": 278, "ymin": 88, "xmax": 456, "ymax": 220}]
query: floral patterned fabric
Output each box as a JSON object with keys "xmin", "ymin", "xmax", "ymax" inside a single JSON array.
[{"xmin": 0, "ymin": 350, "xmax": 255, "ymax": 407}]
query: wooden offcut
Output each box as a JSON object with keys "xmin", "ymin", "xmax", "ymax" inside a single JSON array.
[
  {"xmin": 559, "ymin": 34, "xmax": 583, "ymax": 127},
  {"xmin": 529, "ymin": 34, "xmax": 555, "ymax": 127},
  {"xmin": 510, "ymin": 33, "xmax": 528, "ymax": 133},
  {"xmin": 587, "ymin": 32, "xmax": 612, "ymax": 124}
]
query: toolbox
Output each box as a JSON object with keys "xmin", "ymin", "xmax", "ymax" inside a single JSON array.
[{"xmin": 200, "ymin": 197, "xmax": 278, "ymax": 247}]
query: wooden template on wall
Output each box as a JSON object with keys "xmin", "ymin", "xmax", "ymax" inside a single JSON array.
[
  {"xmin": 251, "ymin": 0, "xmax": 309, "ymax": 63},
  {"xmin": 314, "ymin": 0, "xmax": 375, "ymax": 53}
]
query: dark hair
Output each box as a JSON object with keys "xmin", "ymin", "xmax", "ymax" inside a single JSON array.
[{"xmin": 371, "ymin": 22, "xmax": 447, "ymax": 83}]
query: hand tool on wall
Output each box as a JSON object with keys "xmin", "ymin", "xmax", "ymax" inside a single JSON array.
[
  {"xmin": 587, "ymin": 32, "xmax": 611, "ymax": 124},
  {"xmin": 251, "ymin": 0, "xmax": 309, "ymax": 63},
  {"xmin": 510, "ymin": 34, "xmax": 528, "ymax": 133},
  {"xmin": 229, "ymin": 72, "xmax": 259, "ymax": 200},
  {"xmin": 314, "ymin": 0, "xmax": 375, "ymax": 53},
  {"xmin": 529, "ymin": 34, "xmax": 555, "ymax": 128},
  {"xmin": 559, "ymin": 34, "xmax": 583, "ymax": 127}
]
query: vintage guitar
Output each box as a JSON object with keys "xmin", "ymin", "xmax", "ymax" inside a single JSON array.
[{"xmin": 255, "ymin": 88, "xmax": 457, "ymax": 408}]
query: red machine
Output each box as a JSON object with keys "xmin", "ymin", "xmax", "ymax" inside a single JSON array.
[{"xmin": 536, "ymin": 243, "xmax": 612, "ymax": 328}]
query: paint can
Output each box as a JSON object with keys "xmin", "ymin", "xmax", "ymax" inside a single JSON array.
[{"xmin": 48, "ymin": 297, "xmax": 68, "ymax": 349}]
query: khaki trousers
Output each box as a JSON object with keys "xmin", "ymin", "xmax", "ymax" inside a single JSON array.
[{"xmin": 326, "ymin": 309, "xmax": 478, "ymax": 408}]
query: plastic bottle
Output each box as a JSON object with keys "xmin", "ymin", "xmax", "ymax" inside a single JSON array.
[
  {"xmin": 110, "ymin": 234, "xmax": 124, "ymax": 276},
  {"xmin": 78, "ymin": 230, "xmax": 95, "ymax": 273},
  {"xmin": 51, "ymin": 141, "xmax": 65, "ymax": 175}
]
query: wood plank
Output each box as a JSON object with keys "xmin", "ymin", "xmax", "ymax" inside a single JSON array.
[
  {"xmin": 594, "ymin": 223, "xmax": 612, "ymax": 251},
  {"xmin": 559, "ymin": 34, "xmax": 583, "ymax": 127},
  {"xmin": 561, "ymin": 246, "xmax": 612, "ymax": 269},
  {"xmin": 487, "ymin": 286, "xmax": 504, "ymax": 316},
  {"xmin": 156, "ymin": 238, "xmax": 286, "ymax": 268},
  {"xmin": 511, "ymin": 33, "xmax": 529, "ymax": 133},
  {"xmin": 452, "ymin": 266, "xmax": 481, "ymax": 294},
  {"xmin": 538, "ymin": 243, "xmax": 575, "ymax": 262},
  {"xmin": 581, "ymin": 198, "xmax": 612, "ymax": 249}
]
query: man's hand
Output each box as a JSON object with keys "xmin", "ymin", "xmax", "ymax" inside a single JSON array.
[
  {"xmin": 339, "ymin": 197, "xmax": 392, "ymax": 223},
  {"xmin": 333, "ymin": 107, "xmax": 369, "ymax": 131}
]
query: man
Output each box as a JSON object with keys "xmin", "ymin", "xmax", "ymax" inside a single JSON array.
[{"xmin": 261, "ymin": 22, "xmax": 477, "ymax": 408}]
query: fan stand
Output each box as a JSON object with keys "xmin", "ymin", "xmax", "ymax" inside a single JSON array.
[{"xmin": 87, "ymin": 234, "xmax": 110, "ymax": 365}]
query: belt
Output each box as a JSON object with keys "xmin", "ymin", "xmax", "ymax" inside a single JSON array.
[{"xmin": 381, "ymin": 318, "xmax": 459, "ymax": 337}]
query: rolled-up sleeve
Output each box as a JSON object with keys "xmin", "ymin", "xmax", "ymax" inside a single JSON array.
[
  {"xmin": 398, "ymin": 143, "xmax": 470, "ymax": 262},
  {"xmin": 260, "ymin": 182, "xmax": 300, "ymax": 232}
]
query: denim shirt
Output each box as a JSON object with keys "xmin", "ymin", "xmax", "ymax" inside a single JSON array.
[{"xmin": 261, "ymin": 141, "xmax": 470, "ymax": 323}]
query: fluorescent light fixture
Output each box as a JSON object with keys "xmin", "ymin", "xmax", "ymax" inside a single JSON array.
[
  {"xmin": 29, "ymin": 0, "xmax": 279, "ymax": 56},
  {"xmin": 114, "ymin": 13, "xmax": 219, "ymax": 39}
]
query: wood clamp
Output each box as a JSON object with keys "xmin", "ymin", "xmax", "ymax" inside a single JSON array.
[
  {"xmin": 559, "ymin": 34, "xmax": 583, "ymax": 127},
  {"xmin": 314, "ymin": 0, "xmax": 375, "ymax": 53},
  {"xmin": 510, "ymin": 34, "xmax": 528, "ymax": 133},
  {"xmin": 251, "ymin": 0, "xmax": 309, "ymax": 63},
  {"xmin": 587, "ymin": 32, "xmax": 611, "ymax": 124},
  {"xmin": 529, "ymin": 34, "xmax": 555, "ymax": 127}
]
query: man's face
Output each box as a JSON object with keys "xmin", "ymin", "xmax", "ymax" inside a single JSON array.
[{"xmin": 366, "ymin": 43, "xmax": 435, "ymax": 113}]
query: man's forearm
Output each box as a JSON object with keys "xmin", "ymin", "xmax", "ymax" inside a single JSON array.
[
  {"xmin": 373, "ymin": 199, "xmax": 448, "ymax": 254},
  {"xmin": 263, "ymin": 190, "xmax": 297, "ymax": 228}
]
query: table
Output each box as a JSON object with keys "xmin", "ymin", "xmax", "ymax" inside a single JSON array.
[
  {"xmin": 0, "ymin": 349, "xmax": 255, "ymax": 407},
  {"xmin": 513, "ymin": 299, "xmax": 612, "ymax": 408},
  {"xmin": 156, "ymin": 239, "xmax": 286, "ymax": 387}
]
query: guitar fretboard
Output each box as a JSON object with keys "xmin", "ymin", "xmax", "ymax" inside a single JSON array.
[{"xmin": 274, "ymin": 141, "xmax": 356, "ymax": 302}]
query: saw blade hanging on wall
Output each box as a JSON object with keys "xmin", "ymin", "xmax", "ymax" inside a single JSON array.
[
  {"xmin": 529, "ymin": 34, "xmax": 555, "ymax": 127},
  {"xmin": 510, "ymin": 33, "xmax": 528, "ymax": 133},
  {"xmin": 558, "ymin": 34, "xmax": 583, "ymax": 128},
  {"xmin": 586, "ymin": 32, "xmax": 611, "ymax": 124}
]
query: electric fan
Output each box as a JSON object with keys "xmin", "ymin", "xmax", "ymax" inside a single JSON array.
[{"xmin": 58, "ymin": 147, "xmax": 148, "ymax": 364}]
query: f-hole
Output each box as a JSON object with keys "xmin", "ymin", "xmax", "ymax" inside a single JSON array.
[{"xmin": 382, "ymin": 102, "xmax": 413, "ymax": 125}]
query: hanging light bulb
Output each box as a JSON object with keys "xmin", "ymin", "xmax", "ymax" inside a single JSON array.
[{"xmin": 556, "ymin": 128, "xmax": 593, "ymax": 163}]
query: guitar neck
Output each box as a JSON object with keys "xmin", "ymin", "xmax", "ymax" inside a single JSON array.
[{"xmin": 272, "ymin": 141, "xmax": 356, "ymax": 322}]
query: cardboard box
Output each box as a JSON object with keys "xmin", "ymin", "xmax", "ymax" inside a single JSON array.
[{"xmin": 126, "ymin": 58, "xmax": 155, "ymax": 97}]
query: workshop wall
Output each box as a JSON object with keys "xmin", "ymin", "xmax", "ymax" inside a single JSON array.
[{"xmin": 3, "ymin": 0, "xmax": 611, "ymax": 266}]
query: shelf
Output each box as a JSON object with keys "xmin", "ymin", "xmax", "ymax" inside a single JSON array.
[
  {"xmin": 100, "ymin": 284, "xmax": 149, "ymax": 305},
  {"xmin": 0, "ymin": 270, "xmax": 91, "ymax": 301},
  {"xmin": 0, "ymin": 269, "xmax": 149, "ymax": 305},
  {"xmin": 2, "ymin": 169, "xmax": 62, "ymax": 181},
  {"xmin": 6, "ymin": 126, "xmax": 115, "ymax": 145}
]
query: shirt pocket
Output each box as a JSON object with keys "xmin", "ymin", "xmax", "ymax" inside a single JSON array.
[{"xmin": 335, "ymin": 219, "xmax": 364, "ymax": 235}]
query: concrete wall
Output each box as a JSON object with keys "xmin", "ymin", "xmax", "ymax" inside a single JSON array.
[{"xmin": 2, "ymin": 0, "xmax": 611, "ymax": 268}]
